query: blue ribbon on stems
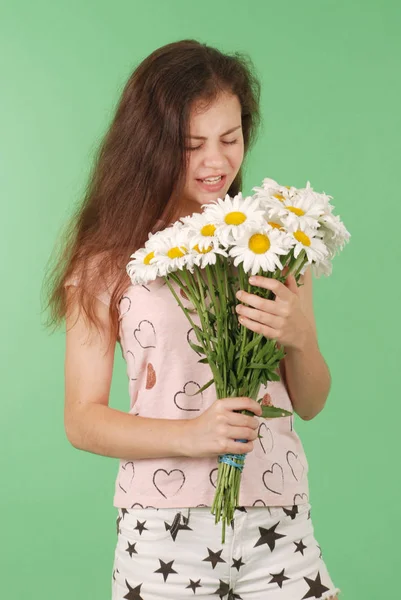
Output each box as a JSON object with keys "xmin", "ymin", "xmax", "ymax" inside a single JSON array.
[{"xmin": 218, "ymin": 439, "xmax": 247, "ymax": 472}]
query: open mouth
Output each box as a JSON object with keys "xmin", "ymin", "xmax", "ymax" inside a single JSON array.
[{"xmin": 196, "ymin": 175, "xmax": 227, "ymax": 191}]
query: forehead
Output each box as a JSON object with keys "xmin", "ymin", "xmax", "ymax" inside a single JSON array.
[{"xmin": 188, "ymin": 92, "xmax": 242, "ymax": 133}]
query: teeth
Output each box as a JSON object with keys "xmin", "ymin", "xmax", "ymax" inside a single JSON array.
[{"xmin": 203, "ymin": 176, "xmax": 222, "ymax": 183}]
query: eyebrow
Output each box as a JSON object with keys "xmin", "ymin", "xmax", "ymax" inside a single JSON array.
[{"xmin": 186, "ymin": 125, "xmax": 242, "ymax": 140}]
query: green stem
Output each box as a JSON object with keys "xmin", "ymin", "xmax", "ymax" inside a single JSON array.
[
  {"xmin": 164, "ymin": 276, "xmax": 198, "ymax": 331},
  {"xmin": 167, "ymin": 272, "xmax": 224, "ymax": 391}
]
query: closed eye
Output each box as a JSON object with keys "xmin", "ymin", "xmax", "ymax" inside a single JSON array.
[{"xmin": 186, "ymin": 140, "xmax": 238, "ymax": 151}]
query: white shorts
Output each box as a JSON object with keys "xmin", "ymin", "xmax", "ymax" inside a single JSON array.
[{"xmin": 112, "ymin": 502, "xmax": 340, "ymax": 599}]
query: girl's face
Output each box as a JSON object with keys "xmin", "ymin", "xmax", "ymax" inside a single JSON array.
[{"xmin": 175, "ymin": 91, "xmax": 245, "ymax": 219}]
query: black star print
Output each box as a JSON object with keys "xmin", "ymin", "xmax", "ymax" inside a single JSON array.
[
  {"xmin": 116, "ymin": 515, "xmax": 122, "ymax": 535},
  {"xmin": 123, "ymin": 580, "xmax": 144, "ymax": 600},
  {"xmin": 186, "ymin": 579, "xmax": 202, "ymax": 594},
  {"xmin": 121, "ymin": 508, "xmax": 129, "ymax": 519},
  {"xmin": 154, "ymin": 559, "xmax": 178, "ymax": 582},
  {"xmin": 269, "ymin": 568, "xmax": 290, "ymax": 588},
  {"xmin": 294, "ymin": 539, "xmax": 307, "ymax": 556},
  {"xmin": 308, "ymin": 509, "xmax": 311, "ymax": 519},
  {"xmin": 134, "ymin": 520, "xmax": 148, "ymax": 535},
  {"xmin": 213, "ymin": 580, "xmax": 243, "ymax": 599},
  {"xmin": 232, "ymin": 556, "xmax": 245, "ymax": 571},
  {"xmin": 214, "ymin": 580, "xmax": 230, "ymax": 599},
  {"xmin": 254, "ymin": 523, "xmax": 286, "ymax": 551},
  {"xmin": 235, "ymin": 506, "xmax": 247, "ymax": 513},
  {"xmin": 228, "ymin": 591, "xmax": 243, "ymax": 599},
  {"xmin": 126, "ymin": 541, "xmax": 138, "ymax": 557},
  {"xmin": 317, "ymin": 544, "xmax": 323, "ymax": 558},
  {"xmin": 302, "ymin": 571, "xmax": 330, "ymax": 599},
  {"xmin": 164, "ymin": 515, "xmax": 193, "ymax": 541},
  {"xmin": 283, "ymin": 505, "xmax": 299, "ymax": 520},
  {"xmin": 202, "ymin": 547, "xmax": 226, "ymax": 569}
]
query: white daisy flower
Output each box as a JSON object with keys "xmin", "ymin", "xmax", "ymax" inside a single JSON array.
[
  {"xmin": 287, "ymin": 221, "xmax": 329, "ymax": 263},
  {"xmin": 202, "ymin": 192, "xmax": 266, "ymax": 247},
  {"xmin": 180, "ymin": 212, "xmax": 222, "ymax": 251},
  {"xmin": 285, "ymin": 193, "xmax": 324, "ymax": 229},
  {"xmin": 149, "ymin": 226, "xmax": 196, "ymax": 275},
  {"xmin": 299, "ymin": 181, "xmax": 335, "ymax": 214},
  {"xmin": 311, "ymin": 258, "xmax": 333, "ymax": 278},
  {"xmin": 264, "ymin": 215, "xmax": 288, "ymax": 232},
  {"xmin": 126, "ymin": 236, "xmax": 164, "ymax": 285},
  {"xmin": 262, "ymin": 184, "xmax": 326, "ymax": 232},
  {"xmin": 253, "ymin": 177, "xmax": 297, "ymax": 199},
  {"xmin": 252, "ymin": 178, "xmax": 298, "ymax": 208},
  {"xmin": 318, "ymin": 213, "xmax": 351, "ymax": 257},
  {"xmin": 229, "ymin": 224, "xmax": 294, "ymax": 275},
  {"xmin": 190, "ymin": 242, "xmax": 228, "ymax": 268}
]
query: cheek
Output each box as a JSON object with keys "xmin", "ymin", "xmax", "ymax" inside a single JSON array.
[
  {"xmin": 232, "ymin": 141, "xmax": 244, "ymax": 167},
  {"xmin": 185, "ymin": 154, "xmax": 198, "ymax": 180}
]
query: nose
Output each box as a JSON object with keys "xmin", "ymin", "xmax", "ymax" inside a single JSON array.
[{"xmin": 203, "ymin": 145, "xmax": 228, "ymax": 169}]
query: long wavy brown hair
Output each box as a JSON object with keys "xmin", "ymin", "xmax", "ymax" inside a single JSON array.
[{"xmin": 42, "ymin": 39, "xmax": 262, "ymax": 344}]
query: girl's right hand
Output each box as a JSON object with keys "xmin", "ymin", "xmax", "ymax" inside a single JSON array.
[{"xmin": 182, "ymin": 397, "xmax": 262, "ymax": 459}]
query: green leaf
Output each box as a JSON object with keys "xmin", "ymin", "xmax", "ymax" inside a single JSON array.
[
  {"xmin": 198, "ymin": 357, "xmax": 209, "ymax": 364},
  {"xmin": 229, "ymin": 370, "xmax": 237, "ymax": 388},
  {"xmin": 241, "ymin": 409, "xmax": 261, "ymax": 417},
  {"xmin": 227, "ymin": 342, "xmax": 235, "ymax": 364},
  {"xmin": 206, "ymin": 310, "xmax": 217, "ymax": 324},
  {"xmin": 193, "ymin": 324, "xmax": 207, "ymax": 340},
  {"xmin": 188, "ymin": 340, "xmax": 205, "ymax": 355},
  {"xmin": 245, "ymin": 362, "xmax": 270, "ymax": 369},
  {"xmin": 186, "ymin": 377, "xmax": 214, "ymax": 396},
  {"xmin": 237, "ymin": 334, "xmax": 263, "ymax": 356},
  {"xmin": 267, "ymin": 371, "xmax": 281, "ymax": 381},
  {"xmin": 265, "ymin": 357, "xmax": 281, "ymax": 368},
  {"xmin": 259, "ymin": 405, "xmax": 293, "ymax": 419}
]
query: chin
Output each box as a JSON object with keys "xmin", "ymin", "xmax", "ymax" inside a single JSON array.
[{"xmin": 182, "ymin": 182, "xmax": 232, "ymax": 215}]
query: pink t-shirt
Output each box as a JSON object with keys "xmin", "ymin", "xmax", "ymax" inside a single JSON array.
[{"xmin": 65, "ymin": 255, "xmax": 310, "ymax": 509}]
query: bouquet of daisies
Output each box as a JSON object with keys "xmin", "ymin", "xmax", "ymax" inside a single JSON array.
[{"xmin": 126, "ymin": 177, "xmax": 350, "ymax": 543}]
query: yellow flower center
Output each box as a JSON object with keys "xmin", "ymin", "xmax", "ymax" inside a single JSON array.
[
  {"xmin": 144, "ymin": 251, "xmax": 155, "ymax": 265},
  {"xmin": 167, "ymin": 246, "xmax": 187, "ymax": 259},
  {"xmin": 273, "ymin": 192, "xmax": 285, "ymax": 202},
  {"xmin": 268, "ymin": 221, "xmax": 283, "ymax": 230},
  {"xmin": 287, "ymin": 206, "xmax": 305, "ymax": 216},
  {"xmin": 225, "ymin": 211, "xmax": 247, "ymax": 225},
  {"xmin": 200, "ymin": 224, "xmax": 216, "ymax": 236},
  {"xmin": 248, "ymin": 233, "xmax": 271, "ymax": 254},
  {"xmin": 293, "ymin": 230, "xmax": 311, "ymax": 246},
  {"xmin": 194, "ymin": 244, "xmax": 212, "ymax": 254}
]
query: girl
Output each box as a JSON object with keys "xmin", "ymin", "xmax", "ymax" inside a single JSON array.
[{"xmin": 45, "ymin": 39, "xmax": 340, "ymax": 599}]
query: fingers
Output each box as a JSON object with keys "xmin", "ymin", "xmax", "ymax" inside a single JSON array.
[
  {"xmin": 225, "ymin": 425, "xmax": 258, "ymax": 442},
  {"xmin": 221, "ymin": 439, "xmax": 255, "ymax": 455},
  {"xmin": 227, "ymin": 411, "xmax": 259, "ymax": 430},
  {"xmin": 237, "ymin": 305, "xmax": 283, "ymax": 329},
  {"xmin": 218, "ymin": 397, "xmax": 262, "ymax": 417},
  {"xmin": 237, "ymin": 295, "xmax": 283, "ymax": 316}
]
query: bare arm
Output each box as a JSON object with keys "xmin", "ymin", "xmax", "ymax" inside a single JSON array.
[
  {"xmin": 279, "ymin": 268, "xmax": 331, "ymax": 421},
  {"xmin": 280, "ymin": 330, "xmax": 331, "ymax": 421},
  {"xmin": 64, "ymin": 288, "xmax": 261, "ymax": 460},
  {"xmin": 64, "ymin": 289, "xmax": 196, "ymax": 459}
]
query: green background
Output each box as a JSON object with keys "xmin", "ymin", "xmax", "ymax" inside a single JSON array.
[{"xmin": 1, "ymin": 1, "xmax": 400, "ymax": 598}]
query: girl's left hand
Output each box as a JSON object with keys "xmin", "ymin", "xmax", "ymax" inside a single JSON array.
[{"xmin": 235, "ymin": 274, "xmax": 312, "ymax": 351}]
